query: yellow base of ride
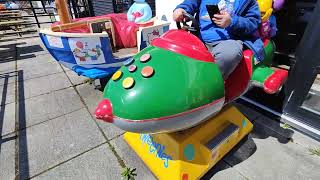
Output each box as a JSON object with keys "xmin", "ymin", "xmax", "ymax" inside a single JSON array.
[{"xmin": 124, "ymin": 105, "xmax": 253, "ymax": 180}]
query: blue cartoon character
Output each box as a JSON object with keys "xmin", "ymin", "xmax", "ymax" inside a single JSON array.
[
  {"xmin": 88, "ymin": 49, "xmax": 98, "ymax": 60},
  {"xmin": 95, "ymin": 45, "xmax": 102, "ymax": 57},
  {"xmin": 87, "ymin": 45, "xmax": 102, "ymax": 60},
  {"xmin": 127, "ymin": 0, "xmax": 152, "ymax": 23}
]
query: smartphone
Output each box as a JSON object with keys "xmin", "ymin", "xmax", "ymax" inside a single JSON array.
[{"xmin": 206, "ymin": 4, "xmax": 220, "ymax": 24}]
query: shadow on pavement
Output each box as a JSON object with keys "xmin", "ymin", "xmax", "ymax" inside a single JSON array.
[
  {"xmin": 0, "ymin": 69, "xmax": 30, "ymax": 178},
  {"xmin": 0, "ymin": 73, "xmax": 9, "ymax": 153},
  {"xmin": 0, "ymin": 42, "xmax": 44, "ymax": 63},
  {"xmin": 0, "ymin": 71, "xmax": 17, "ymax": 150},
  {"xmin": 0, "ymin": 35, "xmax": 39, "ymax": 44},
  {"xmin": 17, "ymin": 70, "xmax": 30, "ymax": 179}
]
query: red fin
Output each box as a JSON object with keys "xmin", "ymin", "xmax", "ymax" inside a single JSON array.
[{"xmin": 263, "ymin": 69, "xmax": 288, "ymax": 94}]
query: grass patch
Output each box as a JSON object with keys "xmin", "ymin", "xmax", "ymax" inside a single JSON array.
[
  {"xmin": 281, "ymin": 123, "xmax": 291, "ymax": 129},
  {"xmin": 83, "ymin": 78, "xmax": 93, "ymax": 84},
  {"xmin": 121, "ymin": 167, "xmax": 137, "ymax": 180},
  {"xmin": 308, "ymin": 147, "xmax": 320, "ymax": 156}
]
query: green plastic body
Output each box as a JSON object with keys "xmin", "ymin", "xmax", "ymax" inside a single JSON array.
[{"xmin": 104, "ymin": 46, "xmax": 224, "ymax": 120}]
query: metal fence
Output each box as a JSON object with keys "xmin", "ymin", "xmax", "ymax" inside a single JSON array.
[
  {"xmin": 0, "ymin": 0, "xmax": 94, "ymax": 37},
  {"xmin": 113, "ymin": 0, "xmax": 131, "ymax": 13},
  {"xmin": 0, "ymin": 0, "xmax": 156, "ymax": 37}
]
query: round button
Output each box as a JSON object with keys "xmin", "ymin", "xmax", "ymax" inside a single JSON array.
[
  {"xmin": 128, "ymin": 65, "xmax": 137, "ymax": 72},
  {"xmin": 122, "ymin": 77, "xmax": 135, "ymax": 89},
  {"xmin": 140, "ymin": 53, "xmax": 151, "ymax": 63},
  {"xmin": 123, "ymin": 58, "xmax": 134, "ymax": 66},
  {"xmin": 141, "ymin": 66, "xmax": 154, "ymax": 78},
  {"xmin": 112, "ymin": 70, "xmax": 122, "ymax": 81}
]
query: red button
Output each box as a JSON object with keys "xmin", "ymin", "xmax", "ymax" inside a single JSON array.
[
  {"xmin": 140, "ymin": 53, "xmax": 151, "ymax": 63},
  {"xmin": 141, "ymin": 66, "xmax": 154, "ymax": 78}
]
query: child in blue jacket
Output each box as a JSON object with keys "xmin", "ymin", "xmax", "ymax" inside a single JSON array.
[{"xmin": 174, "ymin": 0, "xmax": 264, "ymax": 79}]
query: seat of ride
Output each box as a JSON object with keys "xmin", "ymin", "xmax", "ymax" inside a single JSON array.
[
  {"xmin": 52, "ymin": 13, "xmax": 153, "ymax": 49},
  {"xmin": 151, "ymin": 29, "xmax": 288, "ymax": 102}
]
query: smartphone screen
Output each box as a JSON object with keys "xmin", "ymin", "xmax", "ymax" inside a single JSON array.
[{"xmin": 206, "ymin": 5, "xmax": 220, "ymax": 24}]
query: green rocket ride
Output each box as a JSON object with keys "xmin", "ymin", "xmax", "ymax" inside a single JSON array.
[{"xmin": 95, "ymin": 13, "xmax": 288, "ymax": 134}]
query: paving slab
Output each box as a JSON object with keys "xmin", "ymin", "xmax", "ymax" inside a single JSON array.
[
  {"xmin": 291, "ymin": 130, "xmax": 320, "ymax": 149},
  {"xmin": 22, "ymin": 72, "xmax": 72, "ymax": 100},
  {"xmin": 75, "ymin": 84, "xmax": 102, "ymax": 113},
  {"xmin": 110, "ymin": 135, "xmax": 156, "ymax": 180},
  {"xmin": 0, "ymin": 61, "xmax": 16, "ymax": 74},
  {"xmin": 17, "ymin": 54, "xmax": 63, "ymax": 81},
  {"xmin": 65, "ymin": 71, "xmax": 89, "ymax": 86},
  {"xmin": 76, "ymin": 84, "xmax": 124, "ymax": 140},
  {"xmin": 17, "ymin": 53, "xmax": 56, "ymax": 65},
  {"xmin": 0, "ymin": 102, "xmax": 16, "ymax": 136},
  {"xmin": 32, "ymin": 144, "xmax": 123, "ymax": 180},
  {"xmin": 199, "ymin": 160, "xmax": 246, "ymax": 180},
  {"xmin": 208, "ymin": 168, "xmax": 247, "ymax": 180},
  {"xmin": 0, "ymin": 133, "xmax": 16, "ymax": 180},
  {"xmin": 0, "ymin": 71, "xmax": 17, "ymax": 86},
  {"xmin": 22, "ymin": 87, "xmax": 84, "ymax": 128},
  {"xmin": 223, "ymin": 121, "xmax": 320, "ymax": 180},
  {"xmin": 0, "ymin": 82, "xmax": 16, "ymax": 106},
  {"xmin": 18, "ymin": 109, "xmax": 105, "ymax": 178}
]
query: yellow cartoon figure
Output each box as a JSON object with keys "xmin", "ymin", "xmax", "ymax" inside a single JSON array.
[{"xmin": 257, "ymin": 0, "xmax": 273, "ymax": 22}]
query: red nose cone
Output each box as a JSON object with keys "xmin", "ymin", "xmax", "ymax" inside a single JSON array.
[{"xmin": 95, "ymin": 99, "xmax": 113, "ymax": 123}]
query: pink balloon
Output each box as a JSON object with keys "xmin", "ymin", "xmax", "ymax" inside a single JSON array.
[{"xmin": 76, "ymin": 41, "xmax": 83, "ymax": 49}]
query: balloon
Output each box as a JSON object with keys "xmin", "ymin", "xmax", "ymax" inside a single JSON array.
[
  {"xmin": 76, "ymin": 41, "xmax": 83, "ymax": 49},
  {"xmin": 273, "ymin": 0, "xmax": 285, "ymax": 11}
]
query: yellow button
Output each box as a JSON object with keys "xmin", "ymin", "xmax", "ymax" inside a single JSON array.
[
  {"xmin": 112, "ymin": 70, "xmax": 122, "ymax": 81},
  {"xmin": 122, "ymin": 77, "xmax": 135, "ymax": 89}
]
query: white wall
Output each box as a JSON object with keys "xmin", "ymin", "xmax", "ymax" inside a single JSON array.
[{"xmin": 156, "ymin": 0, "xmax": 184, "ymax": 29}]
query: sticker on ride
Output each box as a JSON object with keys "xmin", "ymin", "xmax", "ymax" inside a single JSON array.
[
  {"xmin": 47, "ymin": 35, "xmax": 64, "ymax": 48},
  {"xmin": 142, "ymin": 27, "xmax": 164, "ymax": 46},
  {"xmin": 69, "ymin": 37, "xmax": 106, "ymax": 65}
]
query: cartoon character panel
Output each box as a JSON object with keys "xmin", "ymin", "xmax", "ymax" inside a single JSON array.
[{"xmin": 69, "ymin": 38, "xmax": 105, "ymax": 65}]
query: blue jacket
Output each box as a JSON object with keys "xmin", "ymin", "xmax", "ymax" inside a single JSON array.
[{"xmin": 176, "ymin": 0, "xmax": 265, "ymax": 61}]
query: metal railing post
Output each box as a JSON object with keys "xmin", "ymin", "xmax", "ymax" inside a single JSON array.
[{"xmin": 28, "ymin": 0, "xmax": 41, "ymax": 28}]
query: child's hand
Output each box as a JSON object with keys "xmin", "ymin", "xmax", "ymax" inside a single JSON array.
[
  {"xmin": 212, "ymin": 11, "xmax": 231, "ymax": 28},
  {"xmin": 173, "ymin": 8, "xmax": 186, "ymax": 22}
]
